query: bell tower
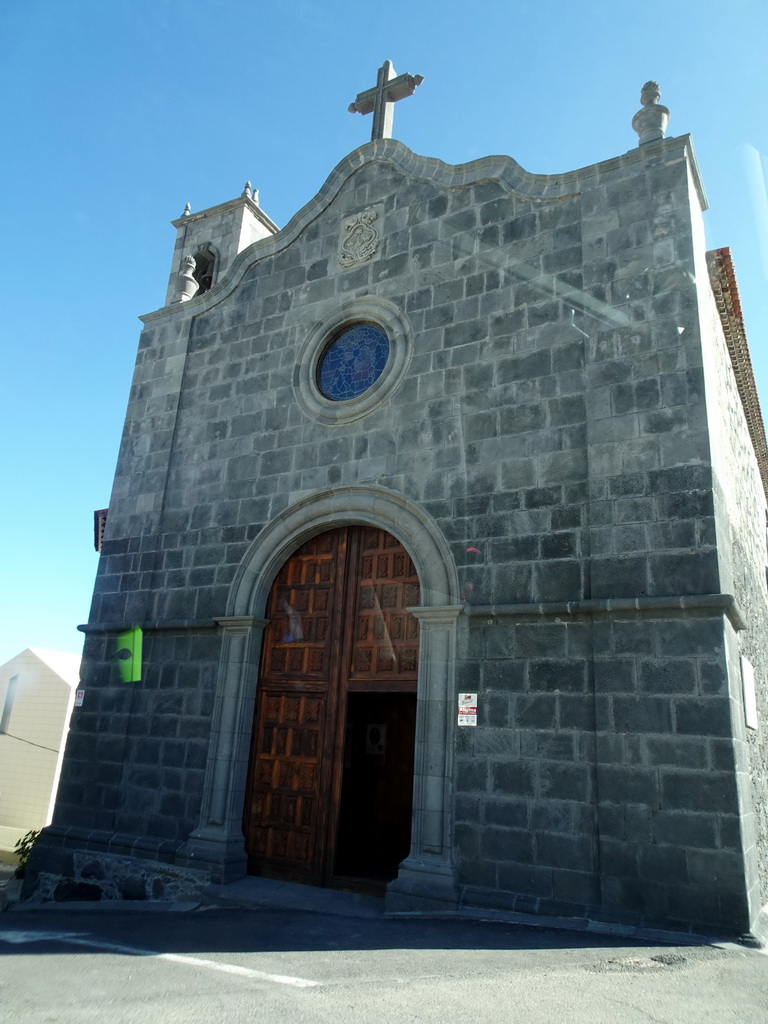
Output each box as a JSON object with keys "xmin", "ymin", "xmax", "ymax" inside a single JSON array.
[{"xmin": 164, "ymin": 181, "xmax": 279, "ymax": 305}]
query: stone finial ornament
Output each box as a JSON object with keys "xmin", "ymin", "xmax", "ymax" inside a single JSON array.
[
  {"xmin": 172, "ymin": 254, "xmax": 199, "ymax": 303},
  {"xmin": 632, "ymin": 80, "xmax": 670, "ymax": 145},
  {"xmin": 182, "ymin": 202, "xmax": 191, "ymax": 216},
  {"xmin": 641, "ymin": 80, "xmax": 661, "ymax": 105},
  {"xmin": 242, "ymin": 180, "xmax": 260, "ymax": 205}
]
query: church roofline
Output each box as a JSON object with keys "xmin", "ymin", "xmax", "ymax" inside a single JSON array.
[
  {"xmin": 706, "ymin": 247, "xmax": 768, "ymax": 503},
  {"xmin": 170, "ymin": 194, "xmax": 279, "ymax": 235},
  {"xmin": 141, "ymin": 133, "xmax": 706, "ymax": 324}
]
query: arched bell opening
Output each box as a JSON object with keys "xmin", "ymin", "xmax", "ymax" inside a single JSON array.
[{"xmin": 191, "ymin": 244, "xmax": 217, "ymax": 295}]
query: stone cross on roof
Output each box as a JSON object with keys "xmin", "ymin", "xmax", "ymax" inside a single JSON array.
[{"xmin": 348, "ymin": 60, "xmax": 424, "ymax": 141}]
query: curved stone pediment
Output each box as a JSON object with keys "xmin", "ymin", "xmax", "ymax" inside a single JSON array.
[{"xmin": 141, "ymin": 135, "xmax": 701, "ymax": 325}]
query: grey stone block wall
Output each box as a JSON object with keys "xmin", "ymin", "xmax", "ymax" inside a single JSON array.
[
  {"xmin": 454, "ymin": 608, "xmax": 746, "ymax": 932},
  {"xmin": 698, "ymin": 254, "xmax": 768, "ymax": 913},
  {"xmin": 27, "ymin": 137, "xmax": 768, "ymax": 937}
]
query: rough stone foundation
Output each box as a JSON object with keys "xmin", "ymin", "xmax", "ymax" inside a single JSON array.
[{"xmin": 22, "ymin": 850, "xmax": 209, "ymax": 904}]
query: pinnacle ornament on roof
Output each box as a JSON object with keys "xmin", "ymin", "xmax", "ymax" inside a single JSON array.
[
  {"xmin": 241, "ymin": 180, "xmax": 260, "ymax": 204},
  {"xmin": 632, "ymin": 81, "xmax": 670, "ymax": 145}
]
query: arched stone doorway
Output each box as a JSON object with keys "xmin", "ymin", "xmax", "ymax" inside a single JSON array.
[
  {"xmin": 184, "ymin": 487, "xmax": 463, "ymax": 911},
  {"xmin": 243, "ymin": 525, "xmax": 420, "ymax": 892}
]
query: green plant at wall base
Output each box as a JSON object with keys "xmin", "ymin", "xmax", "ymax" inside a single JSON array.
[{"xmin": 13, "ymin": 829, "xmax": 40, "ymax": 879}]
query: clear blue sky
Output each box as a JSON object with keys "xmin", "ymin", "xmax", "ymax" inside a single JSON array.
[{"xmin": 1, "ymin": 0, "xmax": 767, "ymax": 665}]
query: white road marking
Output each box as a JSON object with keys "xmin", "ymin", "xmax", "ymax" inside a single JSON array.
[
  {"xmin": 0, "ymin": 930, "xmax": 321, "ymax": 988},
  {"xmin": 0, "ymin": 930, "xmax": 85, "ymax": 944}
]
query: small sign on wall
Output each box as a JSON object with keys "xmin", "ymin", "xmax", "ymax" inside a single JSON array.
[
  {"xmin": 741, "ymin": 656, "xmax": 759, "ymax": 730},
  {"xmin": 74, "ymin": 690, "xmax": 85, "ymax": 707},
  {"xmin": 457, "ymin": 693, "xmax": 477, "ymax": 727}
]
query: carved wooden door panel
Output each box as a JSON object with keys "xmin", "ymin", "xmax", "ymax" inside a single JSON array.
[
  {"xmin": 243, "ymin": 526, "xmax": 420, "ymax": 886},
  {"xmin": 243, "ymin": 530, "xmax": 347, "ymax": 882},
  {"xmin": 346, "ymin": 527, "xmax": 420, "ymax": 691},
  {"xmin": 246, "ymin": 690, "xmax": 327, "ymax": 875}
]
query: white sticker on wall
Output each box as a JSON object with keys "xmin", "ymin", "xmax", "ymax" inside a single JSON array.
[
  {"xmin": 457, "ymin": 692, "xmax": 477, "ymax": 727},
  {"xmin": 741, "ymin": 656, "xmax": 758, "ymax": 730},
  {"xmin": 74, "ymin": 690, "xmax": 85, "ymax": 707}
]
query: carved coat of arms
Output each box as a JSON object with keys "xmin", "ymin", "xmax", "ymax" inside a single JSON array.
[{"xmin": 338, "ymin": 208, "xmax": 381, "ymax": 268}]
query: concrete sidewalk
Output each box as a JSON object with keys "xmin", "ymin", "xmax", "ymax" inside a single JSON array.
[
  {"xmin": 4, "ymin": 872, "xmax": 384, "ymax": 920},
  {"xmin": 203, "ymin": 874, "xmax": 385, "ymax": 919},
  {"xmin": 5, "ymin": 867, "xmax": 733, "ymax": 949},
  {"xmin": 200, "ymin": 876, "xmax": 719, "ymax": 946}
]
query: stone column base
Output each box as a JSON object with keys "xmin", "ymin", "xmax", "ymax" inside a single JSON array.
[
  {"xmin": 177, "ymin": 828, "xmax": 248, "ymax": 885},
  {"xmin": 742, "ymin": 903, "xmax": 768, "ymax": 949},
  {"xmin": 385, "ymin": 855, "xmax": 459, "ymax": 914}
]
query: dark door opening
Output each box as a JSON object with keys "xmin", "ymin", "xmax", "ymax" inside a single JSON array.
[{"xmin": 333, "ymin": 692, "xmax": 416, "ymax": 888}]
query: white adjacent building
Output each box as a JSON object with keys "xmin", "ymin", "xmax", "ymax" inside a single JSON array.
[{"xmin": 0, "ymin": 648, "xmax": 80, "ymax": 856}]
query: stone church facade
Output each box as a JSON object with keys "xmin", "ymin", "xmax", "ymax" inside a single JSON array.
[{"xmin": 26, "ymin": 83, "xmax": 768, "ymax": 942}]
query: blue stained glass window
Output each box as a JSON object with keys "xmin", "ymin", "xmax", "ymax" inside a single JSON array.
[{"xmin": 317, "ymin": 323, "xmax": 390, "ymax": 401}]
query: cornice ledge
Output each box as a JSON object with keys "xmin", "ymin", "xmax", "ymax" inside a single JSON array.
[
  {"xmin": 78, "ymin": 618, "xmax": 219, "ymax": 633},
  {"xmin": 467, "ymin": 593, "xmax": 745, "ymax": 630},
  {"xmin": 214, "ymin": 615, "xmax": 270, "ymax": 631},
  {"xmin": 679, "ymin": 133, "xmax": 708, "ymax": 211},
  {"xmin": 169, "ymin": 194, "xmax": 278, "ymax": 233}
]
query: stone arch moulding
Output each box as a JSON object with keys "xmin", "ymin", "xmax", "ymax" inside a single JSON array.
[
  {"xmin": 231, "ymin": 486, "xmax": 458, "ymax": 615},
  {"xmin": 182, "ymin": 486, "xmax": 464, "ymax": 912}
]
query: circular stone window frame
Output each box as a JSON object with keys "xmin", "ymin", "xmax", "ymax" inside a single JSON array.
[{"xmin": 294, "ymin": 296, "xmax": 412, "ymax": 425}]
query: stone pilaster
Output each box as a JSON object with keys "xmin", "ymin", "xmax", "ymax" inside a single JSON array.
[
  {"xmin": 386, "ymin": 604, "xmax": 463, "ymax": 913},
  {"xmin": 179, "ymin": 616, "xmax": 268, "ymax": 882}
]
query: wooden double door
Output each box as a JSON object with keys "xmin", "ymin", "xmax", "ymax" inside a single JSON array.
[{"xmin": 243, "ymin": 526, "xmax": 420, "ymax": 891}]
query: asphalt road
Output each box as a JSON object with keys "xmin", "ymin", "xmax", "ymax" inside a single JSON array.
[{"xmin": 1, "ymin": 905, "xmax": 766, "ymax": 1024}]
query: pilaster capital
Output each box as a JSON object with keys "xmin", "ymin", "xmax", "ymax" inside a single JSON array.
[
  {"xmin": 407, "ymin": 604, "xmax": 464, "ymax": 628},
  {"xmin": 214, "ymin": 615, "xmax": 270, "ymax": 634}
]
